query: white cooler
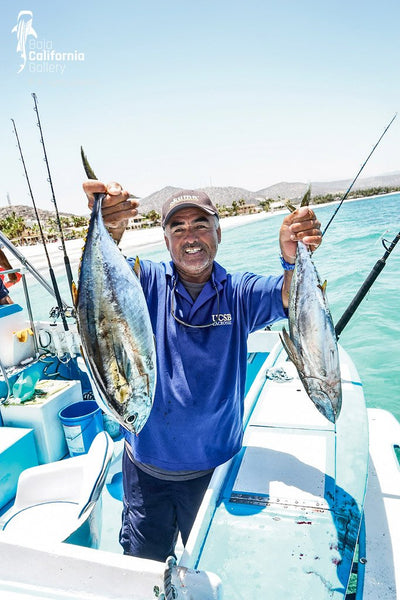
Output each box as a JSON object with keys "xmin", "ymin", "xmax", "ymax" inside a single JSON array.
[{"xmin": 1, "ymin": 380, "xmax": 82, "ymax": 464}]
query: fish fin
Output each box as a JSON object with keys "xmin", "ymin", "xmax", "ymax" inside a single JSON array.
[
  {"xmin": 285, "ymin": 201, "xmax": 297, "ymax": 213},
  {"xmin": 71, "ymin": 281, "xmax": 78, "ymax": 307},
  {"xmin": 300, "ymin": 186, "xmax": 311, "ymax": 207},
  {"xmin": 133, "ymin": 256, "xmax": 140, "ymax": 279},
  {"xmin": 80, "ymin": 146, "xmax": 98, "ymax": 180},
  {"xmin": 285, "ymin": 185, "xmax": 311, "ymax": 212},
  {"xmin": 318, "ymin": 280, "xmax": 327, "ymax": 294},
  {"xmin": 280, "ymin": 327, "xmax": 305, "ymax": 374}
]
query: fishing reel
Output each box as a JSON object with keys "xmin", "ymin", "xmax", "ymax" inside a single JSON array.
[{"xmin": 49, "ymin": 305, "xmax": 76, "ymax": 321}]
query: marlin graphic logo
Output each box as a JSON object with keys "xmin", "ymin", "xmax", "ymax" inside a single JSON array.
[{"xmin": 11, "ymin": 10, "xmax": 37, "ymax": 73}]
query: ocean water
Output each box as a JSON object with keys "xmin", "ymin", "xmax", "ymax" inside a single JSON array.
[{"xmin": 10, "ymin": 193, "xmax": 400, "ymax": 421}]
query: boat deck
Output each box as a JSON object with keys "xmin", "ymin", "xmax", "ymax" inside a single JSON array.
[
  {"xmin": 363, "ymin": 408, "xmax": 400, "ymax": 599},
  {"xmin": 0, "ymin": 331, "xmax": 399, "ymax": 599}
]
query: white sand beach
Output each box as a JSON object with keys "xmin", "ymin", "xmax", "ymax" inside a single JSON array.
[
  {"xmin": 4, "ymin": 210, "xmax": 278, "ymax": 276},
  {"xmin": 5, "ymin": 191, "xmax": 382, "ymax": 277}
]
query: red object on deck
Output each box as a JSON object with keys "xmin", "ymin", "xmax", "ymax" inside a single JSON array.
[{"xmin": 0, "ymin": 268, "xmax": 22, "ymax": 288}]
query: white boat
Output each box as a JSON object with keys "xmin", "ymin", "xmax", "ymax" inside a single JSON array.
[{"xmin": 0, "ymin": 257, "xmax": 399, "ymax": 599}]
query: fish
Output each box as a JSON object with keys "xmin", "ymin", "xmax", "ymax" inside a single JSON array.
[
  {"xmin": 11, "ymin": 11, "xmax": 37, "ymax": 73},
  {"xmin": 280, "ymin": 188, "xmax": 342, "ymax": 423},
  {"xmin": 73, "ymin": 150, "xmax": 156, "ymax": 434}
]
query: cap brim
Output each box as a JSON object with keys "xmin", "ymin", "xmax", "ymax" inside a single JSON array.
[{"xmin": 162, "ymin": 204, "xmax": 217, "ymax": 227}]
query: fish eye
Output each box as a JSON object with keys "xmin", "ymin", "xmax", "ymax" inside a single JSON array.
[{"xmin": 126, "ymin": 413, "xmax": 138, "ymax": 424}]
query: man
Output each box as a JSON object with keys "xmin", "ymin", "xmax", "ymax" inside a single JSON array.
[
  {"xmin": 0, "ymin": 244, "xmax": 18, "ymax": 286},
  {"xmin": 83, "ymin": 181, "xmax": 322, "ymax": 562},
  {"xmin": 0, "ymin": 245, "xmax": 15, "ymax": 305},
  {"xmin": 0, "ymin": 278, "xmax": 12, "ymax": 305}
]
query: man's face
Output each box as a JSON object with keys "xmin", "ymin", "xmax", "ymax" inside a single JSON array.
[{"xmin": 164, "ymin": 207, "xmax": 221, "ymax": 283}]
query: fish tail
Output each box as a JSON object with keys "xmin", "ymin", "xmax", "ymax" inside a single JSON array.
[
  {"xmin": 300, "ymin": 186, "xmax": 311, "ymax": 207},
  {"xmin": 285, "ymin": 186, "xmax": 312, "ymax": 214}
]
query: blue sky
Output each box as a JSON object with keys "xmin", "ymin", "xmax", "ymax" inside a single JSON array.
[{"xmin": 1, "ymin": 1, "xmax": 399, "ymax": 214}]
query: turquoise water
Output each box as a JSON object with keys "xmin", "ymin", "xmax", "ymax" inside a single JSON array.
[{"xmin": 10, "ymin": 193, "xmax": 400, "ymax": 421}]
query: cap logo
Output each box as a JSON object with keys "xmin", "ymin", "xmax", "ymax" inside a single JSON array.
[{"xmin": 169, "ymin": 195, "xmax": 201, "ymax": 207}]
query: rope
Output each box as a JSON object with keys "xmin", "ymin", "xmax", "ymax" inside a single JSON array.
[
  {"xmin": 156, "ymin": 555, "xmax": 177, "ymax": 600},
  {"xmin": 266, "ymin": 366, "xmax": 293, "ymax": 382}
]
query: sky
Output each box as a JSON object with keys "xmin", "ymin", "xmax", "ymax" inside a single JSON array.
[{"xmin": 1, "ymin": 1, "xmax": 399, "ymax": 215}]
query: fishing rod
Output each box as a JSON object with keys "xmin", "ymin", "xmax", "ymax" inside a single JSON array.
[
  {"xmin": 11, "ymin": 118, "xmax": 70, "ymax": 332},
  {"xmin": 335, "ymin": 230, "xmax": 400, "ymax": 338},
  {"xmin": 31, "ymin": 92, "xmax": 74, "ymax": 300},
  {"xmin": 322, "ymin": 113, "xmax": 397, "ymax": 237}
]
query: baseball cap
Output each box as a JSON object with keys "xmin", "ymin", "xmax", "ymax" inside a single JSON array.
[{"xmin": 161, "ymin": 190, "xmax": 219, "ymax": 228}]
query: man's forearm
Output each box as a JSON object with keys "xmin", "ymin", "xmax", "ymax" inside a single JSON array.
[{"xmin": 0, "ymin": 250, "xmax": 12, "ymax": 271}]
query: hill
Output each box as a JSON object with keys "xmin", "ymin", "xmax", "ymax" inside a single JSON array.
[
  {"xmin": 0, "ymin": 204, "xmax": 76, "ymax": 224},
  {"xmin": 2, "ymin": 172, "xmax": 399, "ymax": 222},
  {"xmin": 139, "ymin": 171, "xmax": 400, "ymax": 214}
]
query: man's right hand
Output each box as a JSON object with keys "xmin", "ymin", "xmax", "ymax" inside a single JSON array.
[{"xmin": 83, "ymin": 180, "xmax": 139, "ymax": 243}]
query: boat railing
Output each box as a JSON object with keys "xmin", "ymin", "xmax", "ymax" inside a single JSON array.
[{"xmin": 0, "ymin": 231, "xmax": 69, "ymax": 309}]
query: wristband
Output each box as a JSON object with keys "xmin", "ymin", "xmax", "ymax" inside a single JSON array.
[{"xmin": 280, "ymin": 255, "xmax": 295, "ymax": 271}]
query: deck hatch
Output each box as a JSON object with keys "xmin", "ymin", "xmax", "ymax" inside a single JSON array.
[{"xmin": 231, "ymin": 429, "xmax": 336, "ymax": 510}]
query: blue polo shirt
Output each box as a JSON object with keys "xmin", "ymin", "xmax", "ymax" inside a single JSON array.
[{"xmin": 125, "ymin": 259, "xmax": 286, "ymax": 471}]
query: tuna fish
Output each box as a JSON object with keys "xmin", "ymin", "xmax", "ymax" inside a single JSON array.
[
  {"xmin": 280, "ymin": 189, "xmax": 342, "ymax": 423},
  {"xmin": 74, "ymin": 152, "xmax": 156, "ymax": 434}
]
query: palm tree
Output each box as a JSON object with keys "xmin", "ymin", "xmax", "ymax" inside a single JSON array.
[
  {"xmin": 144, "ymin": 210, "xmax": 161, "ymax": 225},
  {"xmin": 0, "ymin": 212, "xmax": 26, "ymax": 242}
]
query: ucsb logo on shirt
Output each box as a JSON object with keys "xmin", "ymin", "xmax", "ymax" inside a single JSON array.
[{"xmin": 212, "ymin": 313, "xmax": 232, "ymax": 326}]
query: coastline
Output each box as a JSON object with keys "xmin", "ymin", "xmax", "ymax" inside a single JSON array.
[
  {"xmin": 4, "ymin": 190, "xmax": 396, "ymax": 274},
  {"xmin": 7, "ymin": 210, "xmax": 278, "ymax": 274}
]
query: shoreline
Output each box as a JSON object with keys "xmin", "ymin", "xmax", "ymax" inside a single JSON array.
[
  {"xmin": 3, "ymin": 191, "xmax": 396, "ymax": 274},
  {"xmin": 6, "ymin": 210, "xmax": 278, "ymax": 274}
]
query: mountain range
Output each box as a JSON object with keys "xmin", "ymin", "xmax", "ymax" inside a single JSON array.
[
  {"xmin": 138, "ymin": 171, "xmax": 400, "ymax": 214},
  {"xmin": 1, "ymin": 171, "xmax": 399, "ymax": 223}
]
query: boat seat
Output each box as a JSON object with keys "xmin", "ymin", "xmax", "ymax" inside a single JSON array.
[{"xmin": 1, "ymin": 431, "xmax": 114, "ymax": 548}]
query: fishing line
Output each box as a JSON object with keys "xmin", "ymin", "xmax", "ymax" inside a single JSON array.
[
  {"xmin": 322, "ymin": 113, "xmax": 397, "ymax": 237},
  {"xmin": 11, "ymin": 118, "xmax": 70, "ymax": 332},
  {"xmin": 335, "ymin": 229, "xmax": 400, "ymax": 338},
  {"xmin": 31, "ymin": 92, "xmax": 74, "ymax": 301}
]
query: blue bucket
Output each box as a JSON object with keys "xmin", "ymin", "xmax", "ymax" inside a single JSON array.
[{"xmin": 59, "ymin": 401, "xmax": 103, "ymax": 457}]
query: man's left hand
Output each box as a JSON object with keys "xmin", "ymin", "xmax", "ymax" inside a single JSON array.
[{"xmin": 279, "ymin": 206, "xmax": 322, "ymax": 263}]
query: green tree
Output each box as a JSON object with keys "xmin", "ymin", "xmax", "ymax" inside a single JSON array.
[
  {"xmin": 71, "ymin": 215, "xmax": 89, "ymax": 227},
  {"xmin": 259, "ymin": 199, "xmax": 272, "ymax": 212},
  {"xmin": 144, "ymin": 210, "xmax": 161, "ymax": 224},
  {"xmin": 0, "ymin": 212, "xmax": 26, "ymax": 241}
]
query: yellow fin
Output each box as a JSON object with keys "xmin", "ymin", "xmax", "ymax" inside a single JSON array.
[
  {"xmin": 71, "ymin": 281, "xmax": 78, "ymax": 307},
  {"xmin": 133, "ymin": 256, "xmax": 140, "ymax": 279},
  {"xmin": 318, "ymin": 280, "xmax": 327, "ymax": 294}
]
